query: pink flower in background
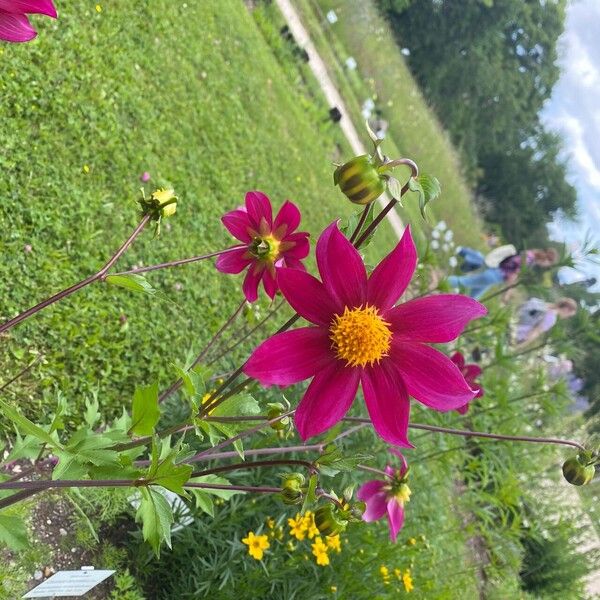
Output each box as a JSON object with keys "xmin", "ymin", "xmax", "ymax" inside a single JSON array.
[
  {"xmin": 357, "ymin": 449, "xmax": 410, "ymax": 542},
  {"xmin": 244, "ymin": 222, "xmax": 486, "ymax": 446},
  {"xmin": 216, "ymin": 191, "xmax": 309, "ymax": 303},
  {"xmin": 0, "ymin": 0, "xmax": 57, "ymax": 43},
  {"xmin": 140, "ymin": 171, "xmax": 151, "ymax": 183},
  {"xmin": 450, "ymin": 351, "xmax": 484, "ymax": 415}
]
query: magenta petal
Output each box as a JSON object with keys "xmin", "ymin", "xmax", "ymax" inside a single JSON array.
[
  {"xmin": 451, "ymin": 351, "xmax": 465, "ymax": 370},
  {"xmin": 0, "ymin": 0, "xmax": 56, "ymax": 17},
  {"xmin": 283, "ymin": 232, "xmax": 310, "ymax": 260},
  {"xmin": 391, "ymin": 341, "xmax": 476, "ymax": 411},
  {"xmin": 386, "ymin": 499, "xmax": 405, "ymax": 542},
  {"xmin": 244, "ymin": 327, "xmax": 333, "ymax": 386},
  {"xmin": 245, "ymin": 191, "xmax": 272, "ymax": 230},
  {"xmin": 0, "ymin": 11, "xmax": 35, "ymax": 41},
  {"xmin": 456, "ymin": 402, "xmax": 470, "ymax": 415},
  {"xmin": 463, "ymin": 364, "xmax": 482, "ymax": 379},
  {"xmin": 215, "ymin": 248, "xmax": 252, "ymax": 274},
  {"xmin": 357, "ymin": 479, "xmax": 385, "ymax": 503},
  {"xmin": 295, "ymin": 363, "xmax": 359, "ymax": 440},
  {"xmin": 361, "ymin": 362, "xmax": 413, "ymax": 447},
  {"xmin": 360, "ymin": 489, "xmax": 388, "ymax": 522},
  {"xmin": 316, "ymin": 222, "xmax": 367, "ymax": 309},
  {"xmin": 222, "ymin": 209, "xmax": 252, "ymax": 243},
  {"xmin": 283, "ymin": 257, "xmax": 306, "ymax": 271},
  {"xmin": 273, "ymin": 200, "xmax": 301, "ymax": 236},
  {"xmin": 277, "ymin": 267, "xmax": 337, "ymax": 326},
  {"xmin": 262, "ymin": 269, "xmax": 278, "ymax": 300},
  {"xmin": 242, "ymin": 264, "xmax": 263, "ymax": 303},
  {"xmin": 367, "ymin": 226, "xmax": 417, "ymax": 309},
  {"xmin": 387, "ymin": 294, "xmax": 487, "ymax": 343}
]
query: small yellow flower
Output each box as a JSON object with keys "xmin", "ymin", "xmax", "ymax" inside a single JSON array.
[
  {"xmin": 330, "ymin": 585, "xmax": 337, "ymax": 593},
  {"xmin": 394, "ymin": 568, "xmax": 402, "ymax": 580},
  {"xmin": 241, "ymin": 531, "xmax": 269, "ymax": 561},
  {"xmin": 304, "ymin": 512, "xmax": 320, "ymax": 539},
  {"xmin": 286, "ymin": 540, "xmax": 296, "ymax": 552},
  {"xmin": 380, "ymin": 565, "xmax": 390, "ymax": 584},
  {"xmin": 326, "ymin": 534, "xmax": 341, "ymax": 553},
  {"xmin": 288, "ymin": 514, "xmax": 306, "ymax": 541},
  {"xmin": 403, "ymin": 569, "xmax": 414, "ymax": 593},
  {"xmin": 95, "ymin": 4, "xmax": 102, "ymax": 12},
  {"xmin": 266, "ymin": 517, "xmax": 275, "ymax": 529},
  {"xmin": 407, "ymin": 537, "xmax": 417, "ymax": 546},
  {"xmin": 311, "ymin": 536, "xmax": 330, "ymax": 566},
  {"xmin": 82, "ymin": 164, "xmax": 90, "ymax": 174}
]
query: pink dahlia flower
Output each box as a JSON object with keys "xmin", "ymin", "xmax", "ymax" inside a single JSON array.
[
  {"xmin": 450, "ymin": 351, "xmax": 484, "ymax": 415},
  {"xmin": 0, "ymin": 0, "xmax": 57, "ymax": 43},
  {"xmin": 244, "ymin": 222, "xmax": 486, "ymax": 446},
  {"xmin": 216, "ymin": 191, "xmax": 309, "ymax": 303},
  {"xmin": 357, "ymin": 449, "xmax": 410, "ymax": 542}
]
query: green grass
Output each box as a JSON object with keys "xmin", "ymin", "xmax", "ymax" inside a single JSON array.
[
  {"xmin": 290, "ymin": 0, "xmax": 486, "ymax": 248},
  {"xmin": 0, "ymin": 0, "xmax": 385, "ymax": 417}
]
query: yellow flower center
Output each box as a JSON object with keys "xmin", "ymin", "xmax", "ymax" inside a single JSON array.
[
  {"xmin": 394, "ymin": 483, "xmax": 411, "ymax": 505},
  {"xmin": 250, "ymin": 234, "xmax": 281, "ymax": 262},
  {"xmin": 329, "ymin": 305, "xmax": 392, "ymax": 367}
]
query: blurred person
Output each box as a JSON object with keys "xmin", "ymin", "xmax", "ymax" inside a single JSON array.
[
  {"xmin": 515, "ymin": 297, "xmax": 577, "ymax": 347},
  {"xmin": 448, "ymin": 248, "xmax": 559, "ymax": 299}
]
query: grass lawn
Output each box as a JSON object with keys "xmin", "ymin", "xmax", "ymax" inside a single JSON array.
[{"xmin": 0, "ymin": 0, "xmax": 386, "ymax": 417}]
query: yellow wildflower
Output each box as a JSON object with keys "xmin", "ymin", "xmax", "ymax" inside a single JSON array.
[
  {"xmin": 241, "ymin": 531, "xmax": 269, "ymax": 561},
  {"xmin": 82, "ymin": 165, "xmax": 90, "ymax": 174},
  {"xmin": 266, "ymin": 517, "xmax": 275, "ymax": 529},
  {"xmin": 403, "ymin": 569, "xmax": 414, "ymax": 593},
  {"xmin": 95, "ymin": 4, "xmax": 102, "ymax": 12},
  {"xmin": 394, "ymin": 568, "xmax": 402, "ymax": 580},
  {"xmin": 407, "ymin": 537, "xmax": 417, "ymax": 546},
  {"xmin": 288, "ymin": 514, "xmax": 307, "ymax": 540},
  {"xmin": 326, "ymin": 534, "xmax": 342, "ymax": 553},
  {"xmin": 304, "ymin": 511, "xmax": 320, "ymax": 539},
  {"xmin": 380, "ymin": 565, "xmax": 391, "ymax": 584},
  {"xmin": 312, "ymin": 536, "xmax": 330, "ymax": 566},
  {"xmin": 330, "ymin": 585, "xmax": 337, "ymax": 592}
]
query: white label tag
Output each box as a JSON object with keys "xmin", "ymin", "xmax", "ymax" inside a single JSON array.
[{"xmin": 23, "ymin": 570, "xmax": 115, "ymax": 598}]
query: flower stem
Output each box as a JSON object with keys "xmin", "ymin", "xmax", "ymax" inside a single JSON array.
[
  {"xmin": 191, "ymin": 458, "xmax": 314, "ymax": 478},
  {"xmin": 348, "ymin": 205, "xmax": 371, "ymax": 244},
  {"xmin": 183, "ymin": 443, "xmax": 324, "ymax": 464},
  {"xmin": 342, "ymin": 417, "xmax": 585, "ymax": 452},
  {"xmin": 158, "ymin": 299, "xmax": 246, "ymax": 403},
  {"xmin": 0, "ymin": 355, "xmax": 42, "ymax": 393},
  {"xmin": 111, "ymin": 245, "xmax": 247, "ymax": 277},
  {"xmin": 0, "ymin": 215, "xmax": 150, "ymax": 335}
]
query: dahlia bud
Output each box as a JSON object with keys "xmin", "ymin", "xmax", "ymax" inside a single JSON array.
[
  {"xmin": 281, "ymin": 473, "xmax": 305, "ymax": 505},
  {"xmin": 266, "ymin": 403, "xmax": 290, "ymax": 431},
  {"xmin": 562, "ymin": 454, "xmax": 596, "ymax": 486},
  {"xmin": 334, "ymin": 155, "xmax": 386, "ymax": 206},
  {"xmin": 314, "ymin": 503, "xmax": 348, "ymax": 536},
  {"xmin": 150, "ymin": 188, "xmax": 178, "ymax": 218}
]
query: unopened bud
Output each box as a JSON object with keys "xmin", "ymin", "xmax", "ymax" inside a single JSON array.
[
  {"xmin": 334, "ymin": 155, "xmax": 385, "ymax": 205},
  {"xmin": 314, "ymin": 503, "xmax": 347, "ymax": 537},
  {"xmin": 562, "ymin": 454, "xmax": 595, "ymax": 486},
  {"xmin": 281, "ymin": 473, "xmax": 305, "ymax": 505},
  {"xmin": 267, "ymin": 403, "xmax": 290, "ymax": 431},
  {"xmin": 151, "ymin": 188, "xmax": 177, "ymax": 218}
]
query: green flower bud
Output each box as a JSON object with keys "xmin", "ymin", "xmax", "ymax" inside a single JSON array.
[
  {"xmin": 267, "ymin": 403, "xmax": 290, "ymax": 431},
  {"xmin": 151, "ymin": 188, "xmax": 178, "ymax": 218},
  {"xmin": 562, "ymin": 455, "xmax": 596, "ymax": 486},
  {"xmin": 314, "ymin": 503, "xmax": 348, "ymax": 537},
  {"xmin": 334, "ymin": 155, "xmax": 386, "ymax": 205},
  {"xmin": 281, "ymin": 473, "xmax": 305, "ymax": 505}
]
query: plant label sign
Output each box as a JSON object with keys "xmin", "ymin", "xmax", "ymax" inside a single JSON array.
[{"xmin": 23, "ymin": 569, "xmax": 115, "ymax": 598}]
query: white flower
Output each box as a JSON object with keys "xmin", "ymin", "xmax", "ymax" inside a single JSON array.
[
  {"xmin": 431, "ymin": 239, "xmax": 440, "ymax": 250},
  {"xmin": 436, "ymin": 220, "xmax": 447, "ymax": 231},
  {"xmin": 448, "ymin": 256, "xmax": 458, "ymax": 268},
  {"xmin": 432, "ymin": 229, "xmax": 440, "ymax": 239},
  {"xmin": 444, "ymin": 230, "xmax": 454, "ymax": 241},
  {"xmin": 442, "ymin": 243, "xmax": 450, "ymax": 252}
]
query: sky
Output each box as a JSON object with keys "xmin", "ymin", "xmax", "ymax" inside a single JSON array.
[{"xmin": 541, "ymin": 0, "xmax": 600, "ymax": 289}]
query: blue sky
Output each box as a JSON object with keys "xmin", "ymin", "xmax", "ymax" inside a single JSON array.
[{"xmin": 541, "ymin": 0, "xmax": 600, "ymax": 289}]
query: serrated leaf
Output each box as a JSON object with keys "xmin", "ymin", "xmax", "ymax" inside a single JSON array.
[
  {"xmin": 52, "ymin": 450, "xmax": 88, "ymax": 480},
  {"xmin": 105, "ymin": 274, "xmax": 156, "ymax": 295},
  {"xmin": 0, "ymin": 514, "xmax": 29, "ymax": 550},
  {"xmin": 146, "ymin": 438, "xmax": 192, "ymax": 496},
  {"xmin": 210, "ymin": 393, "xmax": 260, "ymax": 418},
  {"xmin": 129, "ymin": 382, "xmax": 160, "ymax": 437},
  {"xmin": 0, "ymin": 399, "xmax": 63, "ymax": 450},
  {"xmin": 189, "ymin": 475, "xmax": 241, "ymax": 500},
  {"xmin": 135, "ymin": 486, "xmax": 173, "ymax": 557},
  {"xmin": 84, "ymin": 395, "xmax": 100, "ymax": 429}
]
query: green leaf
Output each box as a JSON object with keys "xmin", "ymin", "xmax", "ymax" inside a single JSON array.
[
  {"xmin": 146, "ymin": 438, "xmax": 192, "ymax": 496},
  {"xmin": 189, "ymin": 475, "xmax": 241, "ymax": 500},
  {"xmin": 135, "ymin": 486, "xmax": 174, "ymax": 557},
  {"xmin": 210, "ymin": 393, "xmax": 260, "ymax": 418},
  {"xmin": 189, "ymin": 490, "xmax": 214, "ymax": 517},
  {"xmin": 84, "ymin": 394, "xmax": 100, "ymax": 429},
  {"xmin": 0, "ymin": 399, "xmax": 63, "ymax": 450},
  {"xmin": 0, "ymin": 514, "xmax": 29, "ymax": 551},
  {"xmin": 129, "ymin": 382, "xmax": 160, "ymax": 437},
  {"xmin": 301, "ymin": 474, "xmax": 318, "ymax": 514},
  {"xmin": 316, "ymin": 446, "xmax": 373, "ymax": 477},
  {"xmin": 409, "ymin": 174, "xmax": 441, "ymax": 219},
  {"xmin": 105, "ymin": 274, "xmax": 156, "ymax": 295},
  {"xmin": 385, "ymin": 176, "xmax": 404, "ymax": 203}
]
